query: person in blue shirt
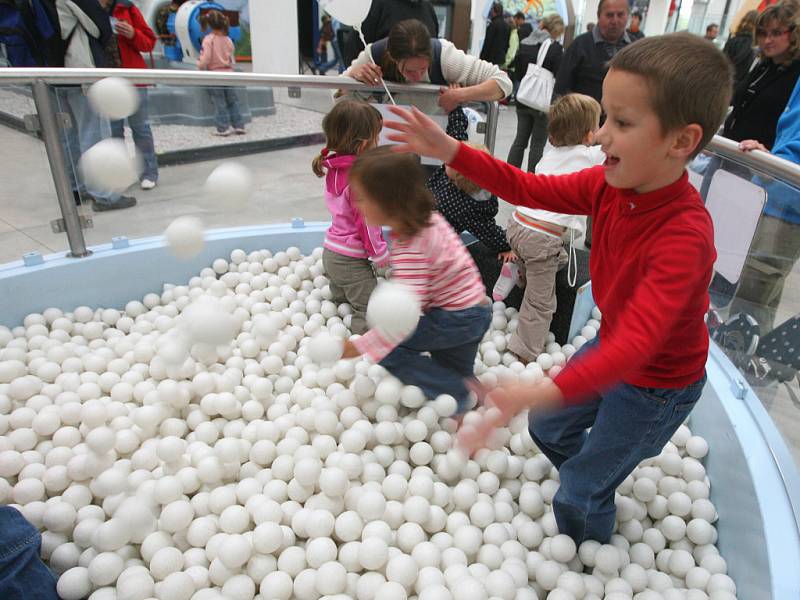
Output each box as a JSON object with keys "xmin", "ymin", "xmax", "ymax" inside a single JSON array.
[{"xmin": 730, "ymin": 76, "xmax": 800, "ymax": 335}]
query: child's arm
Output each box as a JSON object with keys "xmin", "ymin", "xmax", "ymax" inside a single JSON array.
[
  {"xmin": 197, "ymin": 36, "xmax": 211, "ymax": 70},
  {"xmin": 386, "ymin": 106, "xmax": 597, "ymax": 215},
  {"xmin": 347, "ymin": 188, "xmax": 389, "ymax": 266}
]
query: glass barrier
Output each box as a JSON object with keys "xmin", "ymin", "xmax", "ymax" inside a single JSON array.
[
  {"xmin": 690, "ymin": 149, "xmax": 800, "ymax": 467},
  {"xmin": 0, "ymin": 83, "xmax": 67, "ymax": 263},
  {"xmin": 0, "ymin": 73, "xmax": 497, "ymax": 263}
]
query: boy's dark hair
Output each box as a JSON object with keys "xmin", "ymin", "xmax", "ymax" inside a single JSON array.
[
  {"xmin": 349, "ymin": 147, "xmax": 434, "ymax": 237},
  {"xmin": 312, "ymin": 100, "xmax": 383, "ymax": 177},
  {"xmin": 514, "ymin": 11, "xmax": 525, "ymax": 20},
  {"xmin": 548, "ymin": 94, "xmax": 601, "ymax": 147},
  {"xmin": 200, "ymin": 10, "xmax": 229, "ymax": 34},
  {"xmin": 706, "ymin": 23, "xmax": 718, "ymax": 33},
  {"xmin": 609, "ymin": 32, "xmax": 733, "ymax": 159},
  {"xmin": 384, "ymin": 19, "xmax": 432, "ymax": 82}
]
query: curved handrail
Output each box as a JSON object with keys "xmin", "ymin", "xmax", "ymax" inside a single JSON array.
[{"xmin": 705, "ymin": 135, "xmax": 800, "ymax": 190}]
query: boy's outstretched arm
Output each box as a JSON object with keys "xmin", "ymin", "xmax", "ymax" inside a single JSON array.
[{"xmin": 385, "ymin": 106, "xmax": 596, "ymax": 216}]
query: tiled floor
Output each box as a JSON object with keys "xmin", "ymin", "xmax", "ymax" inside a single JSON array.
[{"xmin": 0, "ymin": 92, "xmax": 798, "ymax": 470}]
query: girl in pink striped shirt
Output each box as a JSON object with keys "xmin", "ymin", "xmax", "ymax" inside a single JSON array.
[
  {"xmin": 342, "ymin": 147, "xmax": 492, "ymax": 412},
  {"xmin": 312, "ymin": 101, "xmax": 388, "ymax": 334}
]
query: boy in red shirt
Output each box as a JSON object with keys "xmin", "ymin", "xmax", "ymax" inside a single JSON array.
[{"xmin": 386, "ymin": 33, "xmax": 732, "ymax": 543}]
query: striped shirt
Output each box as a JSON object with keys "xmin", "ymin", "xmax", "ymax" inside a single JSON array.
[{"xmin": 353, "ymin": 212, "xmax": 487, "ymax": 362}]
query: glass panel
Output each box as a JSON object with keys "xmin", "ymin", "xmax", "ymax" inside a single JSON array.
[
  {"xmin": 695, "ymin": 151, "xmax": 800, "ymax": 466},
  {"xmin": 30, "ymin": 81, "xmax": 493, "ymax": 249},
  {"xmin": 0, "ymin": 83, "xmax": 66, "ymax": 263}
]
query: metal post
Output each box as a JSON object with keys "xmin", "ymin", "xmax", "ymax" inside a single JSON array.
[
  {"xmin": 30, "ymin": 80, "xmax": 90, "ymax": 258},
  {"xmin": 484, "ymin": 101, "xmax": 500, "ymax": 155}
]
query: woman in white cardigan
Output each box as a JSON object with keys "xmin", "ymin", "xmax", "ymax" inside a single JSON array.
[{"xmin": 339, "ymin": 19, "xmax": 511, "ymax": 114}]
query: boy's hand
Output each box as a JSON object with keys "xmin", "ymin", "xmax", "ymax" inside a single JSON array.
[
  {"xmin": 458, "ymin": 379, "xmax": 564, "ymax": 453},
  {"xmin": 385, "ymin": 106, "xmax": 461, "ymax": 164},
  {"xmin": 341, "ymin": 339, "xmax": 362, "ymax": 359},
  {"xmin": 498, "ymin": 250, "xmax": 517, "ymax": 263}
]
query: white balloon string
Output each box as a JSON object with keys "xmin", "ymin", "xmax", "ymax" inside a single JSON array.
[{"xmin": 356, "ymin": 26, "xmax": 397, "ymax": 105}]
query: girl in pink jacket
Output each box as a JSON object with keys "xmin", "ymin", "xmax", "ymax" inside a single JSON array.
[{"xmin": 312, "ymin": 101, "xmax": 388, "ymax": 333}]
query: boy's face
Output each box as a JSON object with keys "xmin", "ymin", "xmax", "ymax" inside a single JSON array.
[{"xmin": 595, "ymin": 70, "xmax": 688, "ymax": 193}]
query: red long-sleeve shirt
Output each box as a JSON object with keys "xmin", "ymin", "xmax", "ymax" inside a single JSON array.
[
  {"xmin": 112, "ymin": 3, "xmax": 156, "ymax": 70},
  {"xmin": 449, "ymin": 143, "xmax": 715, "ymax": 403}
]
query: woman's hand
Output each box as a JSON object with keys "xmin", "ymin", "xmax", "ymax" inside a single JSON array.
[
  {"xmin": 738, "ymin": 139, "xmax": 768, "ymax": 153},
  {"xmin": 438, "ymin": 83, "xmax": 464, "ymax": 113},
  {"xmin": 385, "ymin": 106, "xmax": 461, "ymax": 164},
  {"xmin": 498, "ymin": 250, "xmax": 517, "ymax": 263},
  {"xmin": 115, "ymin": 21, "xmax": 135, "ymax": 40},
  {"xmin": 349, "ymin": 62, "xmax": 383, "ymax": 85}
]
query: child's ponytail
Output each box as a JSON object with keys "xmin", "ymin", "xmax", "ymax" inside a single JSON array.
[{"xmin": 312, "ymin": 147, "xmax": 330, "ymax": 178}]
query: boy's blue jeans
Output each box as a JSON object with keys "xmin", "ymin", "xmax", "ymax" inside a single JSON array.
[
  {"xmin": 380, "ymin": 304, "xmax": 492, "ymax": 410},
  {"xmin": 530, "ymin": 338, "xmax": 706, "ymax": 543},
  {"xmin": 0, "ymin": 507, "xmax": 58, "ymax": 599}
]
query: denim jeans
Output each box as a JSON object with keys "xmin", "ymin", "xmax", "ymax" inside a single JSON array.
[
  {"xmin": 111, "ymin": 88, "xmax": 159, "ymax": 182},
  {"xmin": 316, "ymin": 39, "xmax": 345, "ymax": 74},
  {"xmin": 61, "ymin": 87, "xmax": 121, "ymax": 202},
  {"xmin": 380, "ymin": 304, "xmax": 492, "ymax": 411},
  {"xmin": 0, "ymin": 506, "xmax": 58, "ymax": 600},
  {"xmin": 529, "ymin": 338, "xmax": 706, "ymax": 543},
  {"xmin": 507, "ymin": 104, "xmax": 548, "ymax": 172},
  {"xmin": 208, "ymin": 87, "xmax": 244, "ymax": 132}
]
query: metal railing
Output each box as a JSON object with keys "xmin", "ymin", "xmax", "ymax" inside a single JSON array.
[
  {"xmin": 705, "ymin": 135, "xmax": 800, "ymax": 189},
  {"xmin": 0, "ymin": 68, "xmax": 500, "ymax": 258}
]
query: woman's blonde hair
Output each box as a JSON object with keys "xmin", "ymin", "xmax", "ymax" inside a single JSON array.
[
  {"xmin": 312, "ymin": 100, "xmax": 383, "ymax": 177},
  {"xmin": 540, "ymin": 14, "xmax": 565, "ymax": 38},
  {"xmin": 756, "ymin": 3, "xmax": 800, "ymax": 63},
  {"xmin": 548, "ymin": 94, "xmax": 601, "ymax": 147},
  {"xmin": 447, "ymin": 143, "xmax": 489, "ymax": 195}
]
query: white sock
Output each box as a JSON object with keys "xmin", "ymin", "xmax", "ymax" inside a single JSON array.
[{"xmin": 493, "ymin": 262, "xmax": 519, "ymax": 302}]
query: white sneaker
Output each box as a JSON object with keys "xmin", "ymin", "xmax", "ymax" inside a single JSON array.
[
  {"xmin": 213, "ymin": 128, "xmax": 233, "ymax": 137},
  {"xmin": 493, "ymin": 262, "xmax": 520, "ymax": 301},
  {"xmin": 140, "ymin": 179, "xmax": 156, "ymax": 190}
]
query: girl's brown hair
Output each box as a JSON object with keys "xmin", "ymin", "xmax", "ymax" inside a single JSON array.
[
  {"xmin": 448, "ymin": 143, "xmax": 489, "ymax": 195},
  {"xmin": 200, "ymin": 10, "xmax": 229, "ymax": 34},
  {"xmin": 383, "ymin": 19, "xmax": 433, "ymax": 82},
  {"xmin": 312, "ymin": 101, "xmax": 383, "ymax": 177},
  {"xmin": 349, "ymin": 147, "xmax": 434, "ymax": 237},
  {"xmin": 756, "ymin": 3, "xmax": 800, "ymax": 64}
]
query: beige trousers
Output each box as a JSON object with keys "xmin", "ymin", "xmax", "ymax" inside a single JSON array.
[
  {"xmin": 506, "ymin": 219, "xmax": 568, "ymax": 361},
  {"xmin": 322, "ymin": 249, "xmax": 378, "ymax": 334}
]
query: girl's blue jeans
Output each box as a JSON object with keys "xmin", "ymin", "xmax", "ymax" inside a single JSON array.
[
  {"xmin": 529, "ymin": 337, "xmax": 706, "ymax": 543},
  {"xmin": 380, "ymin": 304, "xmax": 492, "ymax": 411}
]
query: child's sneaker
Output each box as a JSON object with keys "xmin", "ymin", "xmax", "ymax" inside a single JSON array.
[
  {"xmin": 493, "ymin": 262, "xmax": 520, "ymax": 301},
  {"xmin": 213, "ymin": 128, "xmax": 233, "ymax": 137},
  {"xmin": 233, "ymin": 127, "xmax": 246, "ymax": 135}
]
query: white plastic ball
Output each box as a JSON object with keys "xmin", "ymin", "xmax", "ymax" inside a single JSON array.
[
  {"xmin": 79, "ymin": 139, "xmax": 138, "ymax": 193},
  {"xmin": 367, "ymin": 282, "xmax": 421, "ymax": 337},
  {"xmin": 164, "ymin": 217, "xmax": 205, "ymax": 260},
  {"xmin": 87, "ymin": 77, "xmax": 140, "ymax": 119}
]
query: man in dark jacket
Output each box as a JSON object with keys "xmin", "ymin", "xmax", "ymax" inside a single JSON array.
[
  {"xmin": 361, "ymin": 0, "xmax": 439, "ymax": 43},
  {"xmin": 480, "ymin": 2, "xmax": 509, "ymax": 67},
  {"xmin": 514, "ymin": 11, "xmax": 533, "ymax": 41},
  {"xmin": 552, "ymin": 0, "xmax": 630, "ymax": 103}
]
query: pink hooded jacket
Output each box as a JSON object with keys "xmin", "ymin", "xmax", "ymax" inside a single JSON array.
[{"xmin": 322, "ymin": 154, "xmax": 389, "ymax": 265}]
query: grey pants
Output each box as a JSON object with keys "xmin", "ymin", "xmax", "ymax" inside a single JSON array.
[
  {"xmin": 506, "ymin": 219, "xmax": 568, "ymax": 361},
  {"xmin": 507, "ymin": 104, "xmax": 549, "ymax": 173},
  {"xmin": 322, "ymin": 249, "xmax": 378, "ymax": 335},
  {"xmin": 729, "ymin": 215, "xmax": 800, "ymax": 335}
]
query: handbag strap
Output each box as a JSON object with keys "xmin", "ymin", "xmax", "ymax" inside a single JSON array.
[{"xmin": 536, "ymin": 38, "xmax": 552, "ymax": 68}]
